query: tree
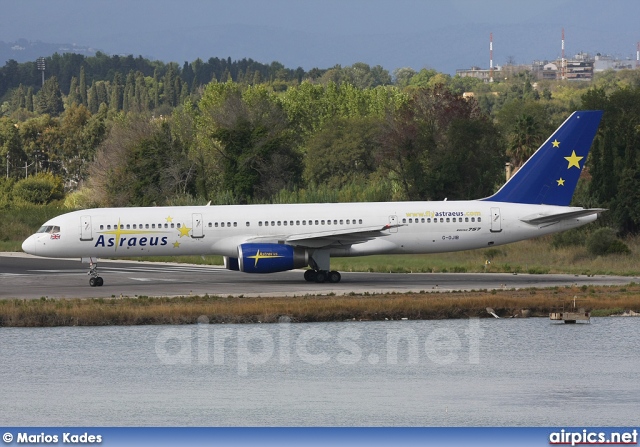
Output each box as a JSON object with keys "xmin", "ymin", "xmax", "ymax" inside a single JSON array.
[
  {"xmin": 89, "ymin": 117, "xmax": 188, "ymax": 206},
  {"xmin": 303, "ymin": 116, "xmax": 381, "ymax": 188},
  {"xmin": 110, "ymin": 72, "xmax": 123, "ymax": 111},
  {"xmin": 582, "ymin": 85, "xmax": 640, "ymax": 234},
  {"xmin": 0, "ymin": 118, "xmax": 25, "ymax": 178},
  {"xmin": 197, "ymin": 83, "xmax": 301, "ymax": 202},
  {"xmin": 36, "ymin": 76, "xmax": 64, "ymax": 116},
  {"xmin": 377, "ymin": 86, "xmax": 500, "ymax": 201},
  {"xmin": 79, "ymin": 66, "xmax": 87, "ymax": 106}
]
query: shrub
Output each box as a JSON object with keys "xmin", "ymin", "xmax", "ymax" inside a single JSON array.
[
  {"xmin": 552, "ymin": 227, "xmax": 587, "ymax": 248},
  {"xmin": 586, "ymin": 228, "xmax": 631, "ymax": 256},
  {"xmin": 12, "ymin": 173, "xmax": 64, "ymax": 204}
]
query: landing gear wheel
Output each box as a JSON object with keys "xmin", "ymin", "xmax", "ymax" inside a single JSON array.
[
  {"xmin": 314, "ymin": 270, "xmax": 327, "ymax": 283},
  {"xmin": 87, "ymin": 261, "xmax": 103, "ymax": 287},
  {"xmin": 304, "ymin": 269, "xmax": 317, "ymax": 282},
  {"xmin": 328, "ymin": 271, "xmax": 341, "ymax": 283}
]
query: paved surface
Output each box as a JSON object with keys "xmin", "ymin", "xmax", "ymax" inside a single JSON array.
[{"xmin": 1, "ymin": 252, "xmax": 638, "ymax": 299}]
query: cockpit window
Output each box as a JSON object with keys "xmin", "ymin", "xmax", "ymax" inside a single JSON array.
[{"xmin": 36, "ymin": 225, "xmax": 60, "ymax": 234}]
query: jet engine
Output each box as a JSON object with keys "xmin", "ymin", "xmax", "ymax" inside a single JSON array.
[{"xmin": 223, "ymin": 243, "xmax": 308, "ymax": 273}]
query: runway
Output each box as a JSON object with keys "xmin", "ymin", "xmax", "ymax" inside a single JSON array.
[{"xmin": 1, "ymin": 252, "xmax": 638, "ymax": 300}]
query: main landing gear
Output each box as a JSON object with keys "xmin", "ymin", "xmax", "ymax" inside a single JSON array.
[
  {"xmin": 304, "ymin": 269, "xmax": 341, "ymax": 283},
  {"xmin": 88, "ymin": 262, "xmax": 104, "ymax": 287}
]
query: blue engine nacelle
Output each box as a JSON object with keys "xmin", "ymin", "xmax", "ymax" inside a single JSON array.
[{"xmin": 224, "ymin": 243, "xmax": 308, "ymax": 273}]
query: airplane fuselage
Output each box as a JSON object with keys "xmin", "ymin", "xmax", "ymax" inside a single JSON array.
[{"xmin": 22, "ymin": 200, "xmax": 596, "ymax": 260}]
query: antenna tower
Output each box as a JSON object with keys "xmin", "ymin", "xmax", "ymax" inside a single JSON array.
[
  {"xmin": 561, "ymin": 28, "xmax": 566, "ymax": 80},
  {"xmin": 490, "ymin": 33, "xmax": 494, "ymax": 83}
]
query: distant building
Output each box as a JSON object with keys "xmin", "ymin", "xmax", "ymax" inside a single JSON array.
[
  {"xmin": 593, "ymin": 54, "xmax": 635, "ymax": 72},
  {"xmin": 458, "ymin": 52, "xmax": 599, "ymax": 83},
  {"xmin": 455, "ymin": 66, "xmax": 497, "ymax": 82}
]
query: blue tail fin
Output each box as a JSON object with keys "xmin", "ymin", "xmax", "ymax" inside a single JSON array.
[{"xmin": 482, "ymin": 110, "xmax": 603, "ymax": 206}]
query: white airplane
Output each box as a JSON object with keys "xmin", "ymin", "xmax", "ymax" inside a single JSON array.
[{"xmin": 22, "ymin": 110, "xmax": 604, "ymax": 287}]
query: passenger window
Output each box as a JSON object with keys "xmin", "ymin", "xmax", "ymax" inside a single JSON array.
[
  {"xmin": 145, "ymin": 224, "xmax": 149, "ymax": 229},
  {"xmin": 234, "ymin": 222, "xmax": 237, "ymax": 227},
  {"xmin": 283, "ymin": 221, "xmax": 287, "ymax": 226},
  {"xmin": 421, "ymin": 218, "xmax": 425, "ymax": 223},
  {"xmin": 278, "ymin": 221, "xmax": 282, "ymax": 226},
  {"xmin": 208, "ymin": 223, "xmax": 212, "ymax": 227},
  {"xmin": 227, "ymin": 222, "xmax": 231, "ymax": 227},
  {"xmin": 259, "ymin": 222, "xmax": 263, "ymax": 226},
  {"xmin": 125, "ymin": 224, "xmax": 130, "ymax": 229},
  {"xmin": 246, "ymin": 222, "xmax": 250, "ymax": 227},
  {"xmin": 478, "ymin": 217, "xmax": 482, "ymax": 222},
  {"xmin": 340, "ymin": 220, "xmax": 343, "ymax": 225},
  {"xmin": 321, "ymin": 220, "xmax": 325, "ymax": 225},
  {"xmin": 315, "ymin": 220, "xmax": 319, "ymax": 225},
  {"xmin": 346, "ymin": 220, "xmax": 350, "ymax": 224},
  {"xmin": 427, "ymin": 218, "xmax": 431, "ymax": 223},
  {"xmin": 100, "ymin": 225, "xmax": 104, "ymax": 230},
  {"xmin": 465, "ymin": 217, "xmax": 469, "ymax": 222},
  {"xmin": 359, "ymin": 219, "xmax": 363, "ymax": 224},
  {"xmin": 303, "ymin": 220, "xmax": 306, "ymax": 225},
  {"xmin": 107, "ymin": 225, "xmax": 111, "ymax": 230},
  {"xmin": 296, "ymin": 221, "xmax": 300, "ymax": 225},
  {"xmin": 471, "ymin": 217, "xmax": 475, "ymax": 222},
  {"xmin": 271, "ymin": 221, "xmax": 275, "ymax": 226},
  {"xmin": 171, "ymin": 223, "xmax": 175, "ymax": 228},
  {"xmin": 177, "ymin": 223, "xmax": 181, "ymax": 228},
  {"xmin": 333, "ymin": 220, "xmax": 337, "ymax": 225},
  {"xmin": 446, "ymin": 218, "xmax": 450, "ymax": 223},
  {"xmin": 440, "ymin": 218, "xmax": 444, "ymax": 223}
]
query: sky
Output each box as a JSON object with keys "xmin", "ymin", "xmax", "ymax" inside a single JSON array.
[{"xmin": 0, "ymin": 0, "xmax": 638, "ymax": 74}]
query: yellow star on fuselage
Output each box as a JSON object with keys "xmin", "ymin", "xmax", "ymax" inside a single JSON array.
[
  {"xmin": 564, "ymin": 150, "xmax": 583, "ymax": 169},
  {"xmin": 178, "ymin": 224, "xmax": 191, "ymax": 238},
  {"xmin": 557, "ymin": 178, "xmax": 565, "ymax": 186},
  {"xmin": 166, "ymin": 216, "xmax": 173, "ymax": 223},
  {"xmin": 552, "ymin": 139, "xmax": 561, "ymax": 148},
  {"xmin": 173, "ymin": 241, "xmax": 180, "ymax": 248}
]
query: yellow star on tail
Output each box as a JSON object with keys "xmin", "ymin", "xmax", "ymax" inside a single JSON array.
[
  {"xmin": 564, "ymin": 150, "xmax": 583, "ymax": 169},
  {"xmin": 557, "ymin": 178, "xmax": 565, "ymax": 186},
  {"xmin": 552, "ymin": 139, "xmax": 560, "ymax": 148}
]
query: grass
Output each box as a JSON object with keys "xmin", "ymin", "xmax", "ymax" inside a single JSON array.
[{"xmin": 1, "ymin": 284, "xmax": 640, "ymax": 327}]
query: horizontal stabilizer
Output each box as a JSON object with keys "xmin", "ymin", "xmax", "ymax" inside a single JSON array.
[{"xmin": 520, "ymin": 208, "xmax": 606, "ymax": 225}]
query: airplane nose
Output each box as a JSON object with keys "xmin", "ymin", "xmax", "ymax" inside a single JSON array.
[{"xmin": 22, "ymin": 235, "xmax": 36, "ymax": 255}]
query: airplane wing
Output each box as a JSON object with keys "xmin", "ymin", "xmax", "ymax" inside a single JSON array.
[
  {"xmin": 520, "ymin": 208, "xmax": 606, "ymax": 225},
  {"xmin": 244, "ymin": 224, "xmax": 404, "ymax": 249}
]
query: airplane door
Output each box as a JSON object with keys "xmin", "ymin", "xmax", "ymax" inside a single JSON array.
[
  {"xmin": 389, "ymin": 215, "xmax": 398, "ymax": 233},
  {"xmin": 192, "ymin": 213, "xmax": 204, "ymax": 238},
  {"xmin": 80, "ymin": 215, "xmax": 93, "ymax": 241},
  {"xmin": 490, "ymin": 207, "xmax": 502, "ymax": 233}
]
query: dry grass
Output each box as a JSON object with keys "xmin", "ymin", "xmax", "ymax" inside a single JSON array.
[{"xmin": 1, "ymin": 284, "xmax": 639, "ymax": 327}]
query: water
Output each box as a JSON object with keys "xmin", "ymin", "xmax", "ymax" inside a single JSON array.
[{"xmin": 1, "ymin": 318, "xmax": 638, "ymax": 426}]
